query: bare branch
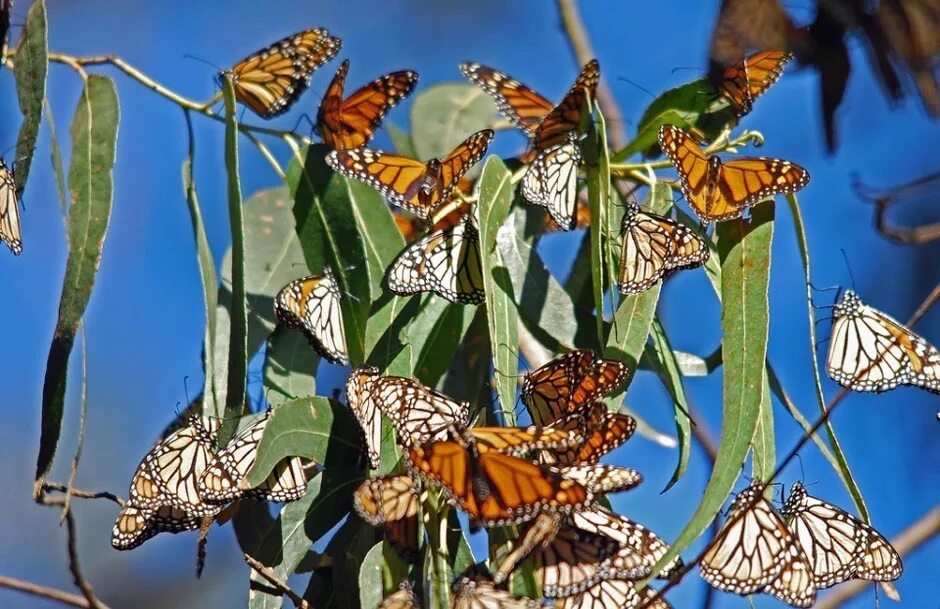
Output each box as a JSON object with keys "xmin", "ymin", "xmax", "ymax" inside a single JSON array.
[
  {"xmin": 815, "ymin": 506, "xmax": 940, "ymax": 609},
  {"xmin": 555, "ymin": 0, "xmax": 627, "ymax": 150},
  {"xmin": 41, "ymin": 482, "xmax": 124, "ymax": 506},
  {"xmin": 63, "ymin": 509, "xmax": 108, "ymax": 609},
  {"xmin": 244, "ymin": 554, "xmax": 310, "ymax": 609},
  {"xmin": 856, "ymin": 171, "xmax": 940, "ymax": 245},
  {"xmin": 0, "ymin": 574, "xmax": 98, "ymax": 609}
]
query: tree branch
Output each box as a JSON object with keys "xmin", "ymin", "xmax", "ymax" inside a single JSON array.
[
  {"xmin": 555, "ymin": 0, "xmax": 627, "ymax": 150},
  {"xmin": 855, "ymin": 171, "xmax": 940, "ymax": 245},
  {"xmin": 0, "ymin": 575, "xmax": 100, "ymax": 609},
  {"xmin": 814, "ymin": 506, "xmax": 940, "ymax": 609},
  {"xmin": 244, "ymin": 554, "xmax": 310, "ymax": 609}
]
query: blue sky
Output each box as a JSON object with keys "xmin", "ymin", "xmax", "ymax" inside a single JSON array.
[{"xmin": 0, "ymin": 1, "xmax": 938, "ymax": 608}]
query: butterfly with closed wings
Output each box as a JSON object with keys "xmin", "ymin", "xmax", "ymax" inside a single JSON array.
[
  {"xmin": 316, "ymin": 59, "xmax": 418, "ymax": 151},
  {"xmin": 274, "ymin": 268, "xmax": 349, "ymax": 365},
  {"xmin": 353, "ymin": 474, "xmax": 421, "ymax": 561},
  {"xmin": 0, "ymin": 158, "xmax": 21, "ymax": 255},
  {"xmin": 326, "ymin": 129, "xmax": 494, "ymax": 220},
  {"xmin": 659, "ymin": 124, "xmax": 810, "ymax": 223},
  {"xmin": 715, "ymin": 49, "xmax": 793, "ymax": 116},
  {"xmin": 826, "ymin": 288, "xmax": 940, "ymax": 394},
  {"xmin": 224, "ymin": 28, "xmax": 341, "ymax": 119}
]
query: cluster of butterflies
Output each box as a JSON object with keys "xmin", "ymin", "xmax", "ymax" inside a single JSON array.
[
  {"xmin": 105, "ymin": 26, "xmax": 940, "ymax": 609},
  {"xmin": 347, "ymin": 350, "xmax": 683, "ymax": 609},
  {"xmin": 111, "ymin": 410, "xmax": 311, "ymax": 552}
]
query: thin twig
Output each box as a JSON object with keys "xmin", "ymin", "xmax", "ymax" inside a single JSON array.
[
  {"xmin": 62, "ymin": 324, "xmax": 90, "ymax": 521},
  {"xmin": 41, "ymin": 482, "xmax": 124, "ymax": 506},
  {"xmin": 63, "ymin": 509, "xmax": 107, "ymax": 609},
  {"xmin": 555, "ymin": 0, "xmax": 626, "ymax": 150},
  {"xmin": 814, "ymin": 506, "xmax": 940, "ymax": 609},
  {"xmin": 244, "ymin": 554, "xmax": 310, "ymax": 609},
  {"xmin": 856, "ymin": 171, "xmax": 940, "ymax": 245},
  {"xmin": 0, "ymin": 574, "xmax": 98, "ymax": 609}
]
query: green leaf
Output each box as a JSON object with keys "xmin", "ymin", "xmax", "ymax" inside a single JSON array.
[
  {"xmin": 220, "ymin": 75, "xmax": 247, "ymax": 443},
  {"xmin": 12, "ymin": 0, "xmax": 47, "ymax": 199},
  {"xmin": 263, "ymin": 327, "xmax": 318, "ymax": 405},
  {"xmin": 410, "ymin": 83, "xmax": 494, "ymax": 160},
  {"xmin": 213, "ymin": 187, "xmax": 307, "ymax": 411},
  {"xmin": 246, "ymin": 396, "xmax": 363, "ymax": 487},
  {"xmin": 476, "ymin": 156, "xmax": 518, "ymax": 418},
  {"xmin": 182, "ymin": 118, "xmax": 220, "ymax": 412},
  {"xmin": 585, "ymin": 102, "xmax": 610, "ymax": 342},
  {"xmin": 289, "ymin": 144, "xmax": 371, "ymax": 364},
  {"xmin": 359, "ymin": 542, "xmax": 387, "ymax": 609},
  {"xmin": 648, "ymin": 319, "xmax": 693, "ymax": 491},
  {"xmin": 387, "ymin": 122, "xmax": 417, "ymax": 157},
  {"xmin": 650, "ymin": 202, "xmax": 774, "ymax": 578},
  {"xmin": 604, "ymin": 183, "xmax": 672, "ymax": 393},
  {"xmin": 44, "ymin": 99, "xmax": 68, "ymax": 220},
  {"xmin": 610, "ymin": 78, "xmax": 733, "ymax": 163},
  {"xmin": 240, "ymin": 469, "xmax": 359, "ymax": 609},
  {"xmin": 328, "ymin": 517, "xmax": 383, "ymax": 609},
  {"xmin": 411, "ymin": 300, "xmax": 478, "ymax": 386},
  {"xmin": 785, "ymin": 193, "xmax": 868, "ymax": 520},
  {"xmin": 499, "ymin": 205, "xmax": 597, "ymax": 351},
  {"xmin": 36, "ymin": 75, "xmax": 118, "ymax": 488},
  {"xmin": 751, "ymin": 369, "xmax": 776, "ymax": 480}
]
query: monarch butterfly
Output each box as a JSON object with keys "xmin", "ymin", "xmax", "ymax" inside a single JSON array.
[
  {"xmin": 378, "ymin": 582, "xmax": 419, "ymax": 609},
  {"xmin": 521, "ymin": 138, "xmax": 582, "ymax": 231},
  {"xmin": 570, "ymin": 506, "xmax": 683, "ymax": 582},
  {"xmin": 826, "ymin": 289, "xmax": 940, "ymax": 394},
  {"xmin": 535, "ymin": 525, "xmax": 634, "ymax": 598},
  {"xmin": 459, "ymin": 60, "xmax": 599, "ymax": 150},
  {"xmin": 782, "ymin": 482, "xmax": 902, "ymax": 588},
  {"xmin": 224, "ymin": 28, "xmax": 341, "ymax": 119},
  {"xmin": 326, "ymin": 129, "xmax": 494, "ymax": 220},
  {"xmin": 0, "ymin": 158, "xmax": 22, "ymax": 255},
  {"xmin": 368, "ymin": 375, "xmax": 470, "ymax": 448},
  {"xmin": 128, "ymin": 416, "xmax": 221, "ymax": 517},
  {"xmin": 316, "ymin": 59, "xmax": 419, "ymax": 151},
  {"xmin": 387, "ymin": 210, "xmax": 485, "ymax": 305},
  {"xmin": 274, "ymin": 269, "xmax": 349, "ymax": 365},
  {"xmin": 536, "ymin": 403, "xmax": 636, "ymax": 466},
  {"xmin": 553, "ymin": 580, "xmax": 674, "ymax": 609},
  {"xmin": 617, "ymin": 203, "xmax": 709, "ymax": 295},
  {"xmin": 346, "ymin": 366, "xmax": 383, "ymax": 469},
  {"xmin": 658, "ymin": 124, "xmax": 810, "ymax": 223},
  {"xmin": 198, "ymin": 411, "xmax": 309, "ymax": 504},
  {"xmin": 717, "ymin": 50, "xmax": 793, "ymax": 116},
  {"xmin": 701, "ymin": 484, "xmax": 816, "ymax": 607},
  {"xmin": 408, "ymin": 437, "xmax": 592, "ymax": 527},
  {"xmin": 556, "ymin": 464, "xmax": 642, "ymax": 496},
  {"xmin": 353, "ymin": 475, "xmax": 420, "ymax": 560},
  {"xmin": 111, "ymin": 503, "xmax": 202, "ymax": 551},
  {"xmin": 452, "ymin": 567, "xmax": 540, "ymax": 609},
  {"xmin": 522, "ymin": 350, "xmax": 628, "ymax": 426},
  {"xmin": 390, "ymin": 186, "xmax": 472, "ymax": 243}
]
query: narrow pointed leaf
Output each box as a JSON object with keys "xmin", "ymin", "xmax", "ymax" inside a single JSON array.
[
  {"xmin": 648, "ymin": 319, "xmax": 693, "ymax": 491},
  {"xmin": 263, "ymin": 327, "xmax": 318, "ymax": 405},
  {"xmin": 12, "ymin": 0, "xmax": 47, "ymax": 198}
]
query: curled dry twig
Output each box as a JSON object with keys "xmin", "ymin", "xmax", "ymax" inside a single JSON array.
[{"xmin": 855, "ymin": 171, "xmax": 940, "ymax": 245}]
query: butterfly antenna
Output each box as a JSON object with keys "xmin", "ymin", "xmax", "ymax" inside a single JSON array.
[
  {"xmin": 182, "ymin": 53, "xmax": 225, "ymax": 73},
  {"xmin": 615, "ymin": 76, "xmax": 656, "ymax": 100},
  {"xmin": 291, "ymin": 112, "xmax": 317, "ymax": 138},
  {"xmin": 839, "ymin": 249, "xmax": 857, "ymax": 291}
]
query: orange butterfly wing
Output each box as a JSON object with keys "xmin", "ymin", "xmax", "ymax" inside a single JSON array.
[
  {"xmin": 227, "ymin": 28, "xmax": 341, "ymax": 118},
  {"xmin": 408, "ymin": 441, "xmax": 591, "ymax": 526},
  {"xmin": 317, "ymin": 59, "xmax": 418, "ymax": 150},
  {"xmin": 532, "ymin": 59, "xmax": 600, "ymax": 150},
  {"xmin": 719, "ymin": 50, "xmax": 793, "ymax": 116},
  {"xmin": 522, "ymin": 350, "xmax": 628, "ymax": 426},
  {"xmin": 659, "ymin": 125, "xmax": 809, "ymax": 222},
  {"xmin": 459, "ymin": 63, "xmax": 556, "ymax": 136},
  {"xmin": 326, "ymin": 130, "xmax": 492, "ymax": 219}
]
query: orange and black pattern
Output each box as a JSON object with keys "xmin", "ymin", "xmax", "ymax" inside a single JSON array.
[
  {"xmin": 718, "ymin": 50, "xmax": 793, "ymax": 116},
  {"xmin": 522, "ymin": 350, "xmax": 628, "ymax": 426}
]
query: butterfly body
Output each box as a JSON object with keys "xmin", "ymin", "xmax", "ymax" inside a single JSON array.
[
  {"xmin": 659, "ymin": 125, "xmax": 810, "ymax": 222},
  {"xmin": 225, "ymin": 28, "xmax": 341, "ymax": 119},
  {"xmin": 316, "ymin": 59, "xmax": 418, "ymax": 150}
]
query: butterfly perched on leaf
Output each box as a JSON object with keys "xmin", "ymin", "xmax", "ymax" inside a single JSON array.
[
  {"xmin": 554, "ymin": 579, "xmax": 674, "ymax": 609},
  {"xmin": 701, "ymin": 484, "xmax": 816, "ymax": 607},
  {"xmin": 346, "ymin": 366, "xmax": 384, "ymax": 469},
  {"xmin": 716, "ymin": 50, "xmax": 793, "ymax": 116},
  {"xmin": 223, "ymin": 28, "xmax": 341, "ymax": 119},
  {"xmin": 827, "ymin": 289, "xmax": 940, "ymax": 394},
  {"xmin": 0, "ymin": 158, "xmax": 22, "ymax": 255},
  {"xmin": 387, "ymin": 207, "xmax": 485, "ymax": 304},
  {"xmin": 316, "ymin": 59, "xmax": 418, "ymax": 151},
  {"xmin": 326, "ymin": 129, "xmax": 494, "ymax": 220},
  {"xmin": 274, "ymin": 268, "xmax": 349, "ymax": 365},
  {"xmin": 378, "ymin": 582, "xmax": 420, "ymax": 609},
  {"xmin": 452, "ymin": 566, "xmax": 540, "ymax": 609},
  {"xmin": 522, "ymin": 138, "xmax": 582, "ymax": 231},
  {"xmin": 617, "ymin": 202, "xmax": 709, "ymax": 295},
  {"xmin": 522, "ymin": 350, "xmax": 629, "ymax": 426},
  {"xmin": 782, "ymin": 482, "xmax": 902, "ymax": 589},
  {"xmin": 659, "ymin": 124, "xmax": 810, "ymax": 223},
  {"xmin": 198, "ymin": 411, "xmax": 310, "ymax": 504},
  {"xmin": 353, "ymin": 474, "xmax": 421, "ymax": 560},
  {"xmin": 460, "ymin": 60, "xmax": 599, "ymax": 151},
  {"xmin": 536, "ymin": 403, "xmax": 636, "ymax": 466}
]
